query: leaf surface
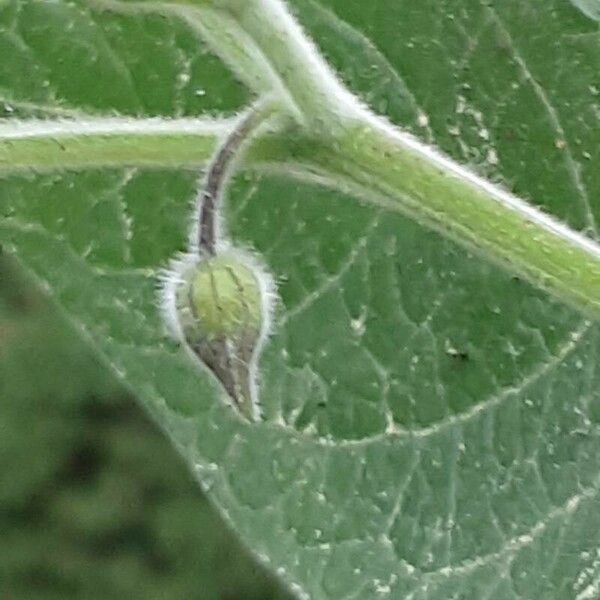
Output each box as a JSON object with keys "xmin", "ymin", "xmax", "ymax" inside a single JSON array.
[{"xmin": 1, "ymin": 0, "xmax": 599, "ymax": 598}]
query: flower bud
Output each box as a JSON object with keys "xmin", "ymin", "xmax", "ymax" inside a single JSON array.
[{"xmin": 173, "ymin": 251, "xmax": 270, "ymax": 420}]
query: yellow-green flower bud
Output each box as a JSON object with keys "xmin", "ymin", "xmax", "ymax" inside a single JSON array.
[
  {"xmin": 171, "ymin": 251, "xmax": 271, "ymax": 421},
  {"xmin": 177, "ymin": 254, "xmax": 262, "ymax": 343}
]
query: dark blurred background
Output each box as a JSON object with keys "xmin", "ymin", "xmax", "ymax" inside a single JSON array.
[{"xmin": 0, "ymin": 252, "xmax": 290, "ymax": 600}]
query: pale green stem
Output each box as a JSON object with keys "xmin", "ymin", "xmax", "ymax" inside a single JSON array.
[
  {"xmin": 0, "ymin": 117, "xmax": 225, "ymax": 171},
  {"xmin": 190, "ymin": 0, "xmax": 600, "ymax": 317},
  {"xmin": 297, "ymin": 124, "xmax": 600, "ymax": 319},
  {"xmin": 0, "ymin": 116, "xmax": 297, "ymax": 172},
  {"xmin": 211, "ymin": 0, "xmax": 360, "ymax": 128},
  {"xmin": 5, "ymin": 0, "xmax": 600, "ymax": 321}
]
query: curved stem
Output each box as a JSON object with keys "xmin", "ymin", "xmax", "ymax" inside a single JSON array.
[
  {"xmin": 212, "ymin": 0, "xmax": 360, "ymax": 128},
  {"xmin": 198, "ymin": 97, "xmax": 277, "ymax": 255},
  {"xmin": 182, "ymin": 0, "xmax": 600, "ymax": 318},
  {"xmin": 76, "ymin": 2, "xmax": 600, "ymax": 308}
]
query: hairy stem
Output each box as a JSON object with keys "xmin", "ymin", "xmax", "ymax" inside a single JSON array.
[
  {"xmin": 317, "ymin": 123, "xmax": 600, "ymax": 318},
  {"xmin": 0, "ymin": 116, "xmax": 298, "ymax": 173},
  {"xmin": 198, "ymin": 97, "xmax": 278, "ymax": 255},
  {"xmin": 190, "ymin": 0, "xmax": 600, "ymax": 318},
  {"xmin": 4, "ymin": 0, "xmax": 600, "ymax": 321},
  {"xmin": 0, "ymin": 118, "xmax": 225, "ymax": 172}
]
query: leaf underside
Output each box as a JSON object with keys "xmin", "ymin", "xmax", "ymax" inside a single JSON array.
[{"xmin": 1, "ymin": 0, "xmax": 599, "ymax": 598}]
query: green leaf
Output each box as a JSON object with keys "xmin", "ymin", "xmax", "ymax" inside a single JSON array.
[
  {"xmin": 1, "ymin": 0, "xmax": 599, "ymax": 598},
  {"xmin": 0, "ymin": 255, "xmax": 287, "ymax": 599}
]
